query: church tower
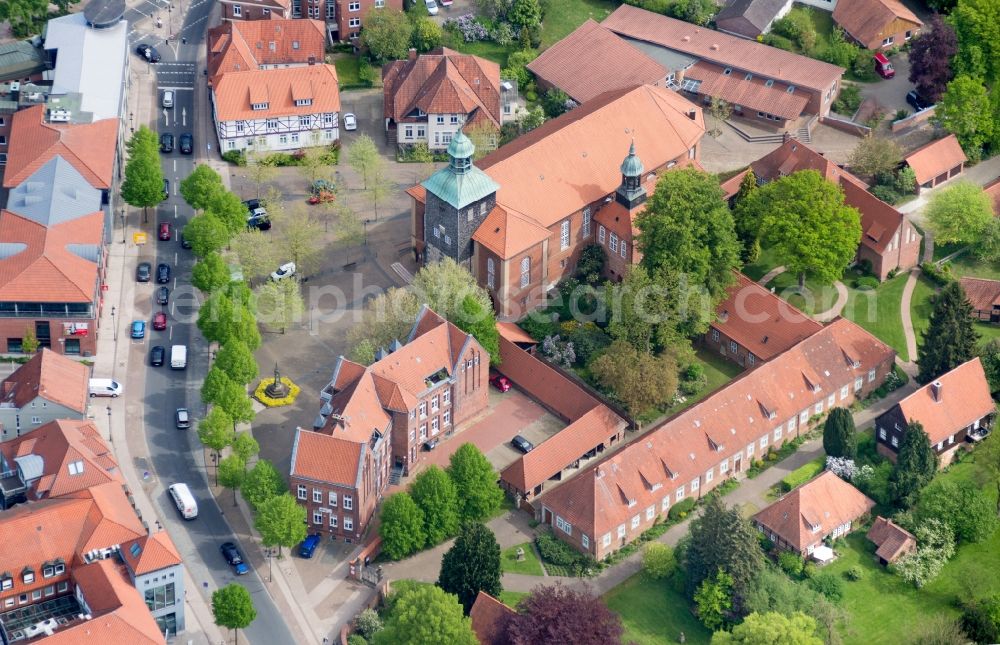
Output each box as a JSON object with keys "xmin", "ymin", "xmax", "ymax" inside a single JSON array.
[{"xmin": 615, "ymin": 140, "xmax": 647, "ymax": 210}]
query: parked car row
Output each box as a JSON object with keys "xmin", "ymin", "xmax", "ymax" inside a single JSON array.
[{"xmin": 160, "ymin": 132, "xmax": 193, "ymax": 154}]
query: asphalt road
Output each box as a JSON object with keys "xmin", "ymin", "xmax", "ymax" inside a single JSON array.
[{"xmin": 125, "ymin": 4, "xmax": 297, "ymax": 644}]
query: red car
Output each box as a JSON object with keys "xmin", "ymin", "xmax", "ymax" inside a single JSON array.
[
  {"xmin": 152, "ymin": 311, "xmax": 167, "ymax": 331},
  {"xmin": 489, "ymin": 374, "xmax": 511, "ymax": 392},
  {"xmin": 158, "ymin": 222, "xmax": 172, "ymax": 240}
]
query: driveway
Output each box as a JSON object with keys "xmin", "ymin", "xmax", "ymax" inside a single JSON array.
[{"xmin": 857, "ymin": 54, "xmax": 914, "ymax": 118}]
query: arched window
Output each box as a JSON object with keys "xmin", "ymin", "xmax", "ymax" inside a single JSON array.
[
  {"xmin": 487, "ymin": 258, "xmax": 496, "ymax": 288},
  {"xmin": 520, "ymin": 257, "xmax": 530, "ymax": 288}
]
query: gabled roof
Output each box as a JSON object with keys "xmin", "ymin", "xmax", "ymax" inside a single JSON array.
[
  {"xmin": 470, "ymin": 591, "xmax": 516, "ymax": 645},
  {"xmin": 0, "ymin": 209, "xmax": 103, "ymax": 302},
  {"xmin": 290, "ymin": 428, "xmax": 365, "ymax": 488},
  {"xmin": 839, "ymin": 177, "xmax": 908, "ymax": 254},
  {"xmin": 684, "ymin": 61, "xmax": 809, "ymax": 120},
  {"xmin": 893, "ymin": 358, "xmax": 994, "ymax": 446},
  {"xmin": 833, "ymin": 0, "xmax": 922, "ymax": 49},
  {"xmin": 0, "ymin": 41, "xmax": 47, "ymax": 79},
  {"xmin": 206, "ymin": 19, "xmax": 326, "ymax": 84},
  {"xmin": 602, "ymin": 5, "xmax": 844, "ymax": 92},
  {"xmin": 5, "ymin": 156, "xmax": 104, "ymax": 226},
  {"xmin": 713, "ymin": 271, "xmax": 822, "ymax": 361},
  {"xmin": 867, "ymin": 515, "xmax": 916, "ymax": 562},
  {"xmin": 496, "ymin": 321, "xmax": 537, "ymax": 346},
  {"xmin": 716, "ymin": 0, "xmax": 792, "ymax": 38},
  {"xmin": 2, "ymin": 105, "xmax": 118, "ymax": 189},
  {"xmin": 212, "ymin": 64, "xmax": 340, "ymax": 122},
  {"xmin": 382, "ymin": 48, "xmax": 501, "ymax": 127},
  {"xmin": 120, "ymin": 531, "xmax": 183, "ymax": 576},
  {"xmin": 71, "ymin": 481, "xmax": 147, "ymax": 554},
  {"xmin": 526, "ymin": 20, "xmax": 668, "ymax": 104},
  {"xmin": 754, "ymin": 471, "xmax": 874, "ymax": 551},
  {"xmin": 477, "ymin": 84, "xmax": 704, "ymax": 231},
  {"xmin": 959, "ymin": 276, "xmax": 1000, "ymax": 312},
  {"xmin": 0, "ymin": 349, "xmax": 90, "ymax": 413},
  {"xmin": 904, "ymin": 134, "xmax": 967, "ymax": 185},
  {"xmin": 540, "ymin": 319, "xmax": 893, "ymax": 539},
  {"xmin": 471, "ymin": 204, "xmax": 551, "ymax": 257}
]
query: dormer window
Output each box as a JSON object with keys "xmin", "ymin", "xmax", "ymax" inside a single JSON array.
[
  {"xmin": 723, "ymin": 68, "xmax": 732, "ymax": 75},
  {"xmin": 627, "ymin": 498, "xmax": 637, "ymax": 508},
  {"xmin": 53, "ymin": 562, "xmax": 65, "ymax": 575},
  {"xmin": 251, "ymin": 102, "xmax": 269, "ymax": 111},
  {"xmin": 787, "ymin": 86, "xmax": 796, "ymax": 94},
  {"xmin": 0, "ymin": 575, "xmax": 12, "ymax": 591},
  {"xmin": 22, "ymin": 569, "xmax": 33, "ymax": 584},
  {"xmin": 42, "ymin": 564, "xmax": 54, "ymax": 578},
  {"xmin": 295, "ymin": 98, "xmax": 313, "ymax": 107},
  {"xmin": 67, "ymin": 460, "xmax": 83, "ymax": 475},
  {"xmin": 651, "ymin": 482, "xmax": 662, "ymax": 492}
]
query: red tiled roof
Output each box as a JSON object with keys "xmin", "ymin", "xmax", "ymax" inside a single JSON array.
[
  {"xmin": 685, "ymin": 61, "xmax": 809, "ymax": 120},
  {"xmin": 383, "ymin": 48, "xmax": 501, "ymax": 128},
  {"xmin": 526, "ymin": 19, "xmax": 668, "ymax": 104},
  {"xmin": 496, "ymin": 322, "xmax": 537, "ymax": 346},
  {"xmin": 894, "ymin": 358, "xmax": 994, "ymax": 446},
  {"xmin": 867, "ymin": 515, "xmax": 916, "ymax": 563},
  {"xmin": 470, "ymin": 591, "xmax": 516, "ymax": 645},
  {"xmin": 750, "ymin": 139, "xmax": 863, "ymax": 186},
  {"xmin": 207, "ymin": 19, "xmax": 326, "ymax": 84},
  {"xmin": 0, "ymin": 348, "xmax": 90, "ymax": 412},
  {"xmin": 212, "ymin": 64, "xmax": 340, "ymax": 122},
  {"xmin": 904, "ymin": 134, "xmax": 967, "ymax": 185},
  {"xmin": 754, "ymin": 470, "xmax": 874, "ymax": 551},
  {"xmin": 540, "ymin": 318, "xmax": 894, "ymax": 540},
  {"xmin": 2, "ymin": 419, "xmax": 120, "ymax": 500},
  {"xmin": 833, "ymin": 0, "xmax": 922, "ymax": 50},
  {"xmin": 496, "ymin": 336, "xmax": 600, "ymax": 422},
  {"xmin": 959, "ymin": 276, "xmax": 1000, "ymax": 312},
  {"xmin": 121, "ymin": 531, "xmax": 182, "ymax": 575},
  {"xmin": 2, "ymin": 106, "xmax": 118, "ymax": 189},
  {"xmin": 471, "ymin": 204, "xmax": 551, "ymax": 258},
  {"xmin": 713, "ymin": 271, "xmax": 822, "ymax": 361},
  {"xmin": 602, "ymin": 5, "xmax": 844, "ymax": 92},
  {"xmin": 290, "ymin": 430, "xmax": 363, "ymax": 487},
  {"xmin": 839, "ymin": 178, "xmax": 909, "ymax": 254},
  {"xmin": 71, "ymin": 481, "xmax": 146, "ymax": 554},
  {"xmin": 0, "ymin": 209, "xmax": 103, "ymax": 302}
]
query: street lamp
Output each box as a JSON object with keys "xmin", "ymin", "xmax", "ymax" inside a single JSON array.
[
  {"xmin": 129, "ymin": 112, "xmax": 134, "ymax": 134},
  {"xmin": 120, "ymin": 208, "xmax": 126, "ymax": 244},
  {"xmin": 106, "ymin": 406, "xmax": 112, "ymax": 442},
  {"xmin": 168, "ymin": 4, "xmax": 172, "ymax": 37},
  {"xmin": 110, "ymin": 306, "xmax": 117, "ymax": 342},
  {"xmin": 267, "ymin": 547, "xmax": 274, "ymax": 582}
]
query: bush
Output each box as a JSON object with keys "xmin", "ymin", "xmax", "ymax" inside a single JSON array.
[
  {"xmin": 642, "ymin": 542, "xmax": 676, "ymax": 579},
  {"xmin": 832, "ymin": 84, "xmax": 862, "ymax": 116},
  {"xmin": 347, "ymin": 635, "xmax": 368, "ymax": 645},
  {"xmin": 778, "ymin": 551, "xmax": 805, "ymax": 577},
  {"xmin": 221, "ymin": 150, "xmax": 246, "ymax": 166},
  {"xmin": 802, "ymin": 562, "xmax": 818, "ymax": 579},
  {"xmin": 920, "ymin": 261, "xmax": 953, "ymax": 287},
  {"xmin": 845, "ymin": 565, "xmax": 865, "ymax": 581},
  {"xmin": 781, "ymin": 458, "xmax": 825, "ymax": 492},
  {"xmin": 668, "ymin": 497, "xmax": 696, "ymax": 520},
  {"xmin": 855, "ymin": 276, "xmax": 880, "ymax": 291},
  {"xmin": 808, "ymin": 571, "xmax": 844, "ymax": 601},
  {"xmin": 762, "ymin": 33, "xmax": 796, "ymax": 51},
  {"xmin": 354, "ymin": 608, "xmax": 383, "ymax": 640},
  {"xmin": 852, "ymin": 48, "xmax": 878, "ymax": 81},
  {"xmin": 535, "ymin": 531, "xmax": 579, "ymax": 566},
  {"xmin": 870, "ymin": 185, "xmax": 901, "ymax": 204},
  {"xmin": 358, "ymin": 60, "xmax": 379, "ymax": 86}
]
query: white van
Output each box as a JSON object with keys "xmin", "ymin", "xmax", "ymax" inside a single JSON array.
[
  {"xmin": 89, "ymin": 378, "xmax": 123, "ymax": 398},
  {"xmin": 162, "ymin": 90, "xmax": 174, "ymax": 108},
  {"xmin": 168, "ymin": 483, "xmax": 198, "ymax": 519},
  {"xmin": 170, "ymin": 345, "xmax": 187, "ymax": 370}
]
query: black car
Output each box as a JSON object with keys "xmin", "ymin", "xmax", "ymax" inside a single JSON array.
[
  {"xmin": 160, "ymin": 133, "xmax": 174, "ymax": 153},
  {"xmin": 243, "ymin": 198, "xmax": 261, "ymax": 211},
  {"xmin": 179, "ymin": 233, "xmax": 192, "ymax": 249},
  {"xmin": 163, "ymin": 179, "xmax": 169, "ymax": 200},
  {"xmin": 179, "ymin": 133, "xmax": 193, "ymax": 154},
  {"xmin": 156, "ymin": 263, "xmax": 171, "ymax": 284},
  {"xmin": 135, "ymin": 44, "xmax": 161, "ymax": 63},
  {"xmin": 156, "ymin": 286, "xmax": 169, "ymax": 305},
  {"xmin": 220, "ymin": 542, "xmax": 249, "ymax": 575},
  {"xmin": 906, "ymin": 90, "xmax": 930, "ymax": 112},
  {"xmin": 247, "ymin": 214, "xmax": 272, "ymax": 231},
  {"xmin": 511, "ymin": 434, "xmax": 535, "ymax": 454},
  {"xmin": 150, "ymin": 345, "xmax": 165, "ymax": 366},
  {"xmin": 136, "ymin": 262, "xmax": 152, "ymax": 282}
]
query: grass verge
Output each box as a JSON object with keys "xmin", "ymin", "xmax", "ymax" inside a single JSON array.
[
  {"xmin": 841, "ymin": 273, "xmax": 909, "ymax": 361},
  {"xmin": 604, "ymin": 573, "xmax": 711, "ymax": 645},
  {"xmin": 501, "ymin": 542, "xmax": 545, "ymax": 576}
]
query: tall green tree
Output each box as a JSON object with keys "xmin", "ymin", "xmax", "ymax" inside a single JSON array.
[
  {"xmin": 121, "ymin": 126, "xmax": 164, "ymax": 222},
  {"xmin": 979, "ymin": 339, "xmax": 1000, "ymax": 392},
  {"xmin": 211, "ymin": 583, "xmax": 257, "ymax": 645},
  {"xmin": 231, "ymin": 228, "xmax": 279, "ymax": 285},
  {"xmin": 822, "ymin": 407, "xmax": 856, "ymax": 459},
  {"xmin": 192, "ymin": 252, "xmax": 232, "ymax": 293},
  {"xmin": 215, "ymin": 340, "xmax": 260, "ymax": 385},
  {"xmin": 197, "ymin": 406, "xmax": 235, "ymax": 485},
  {"xmin": 635, "ymin": 167, "xmax": 740, "ymax": 303},
  {"xmin": 201, "ymin": 366, "xmax": 234, "ymax": 406},
  {"xmin": 925, "ymin": 180, "xmax": 994, "ymax": 245},
  {"xmin": 711, "ymin": 611, "xmax": 822, "ymax": 645},
  {"xmin": 606, "ymin": 265, "xmax": 683, "ymax": 353},
  {"xmin": 198, "ymin": 292, "xmax": 236, "ymax": 344},
  {"xmin": 233, "ymin": 432, "xmax": 260, "ymax": 464},
  {"xmin": 180, "ymin": 164, "xmax": 225, "ymax": 211},
  {"xmin": 916, "ymin": 280, "xmax": 979, "ymax": 383},
  {"xmin": 228, "ymin": 305, "xmax": 263, "ymax": 351},
  {"xmin": 589, "ymin": 341, "xmax": 679, "ymax": 417},
  {"xmin": 889, "ymin": 422, "xmax": 938, "ymax": 507},
  {"xmin": 438, "ymin": 522, "xmax": 503, "ymax": 614},
  {"xmin": 360, "ymin": 9, "xmax": 413, "ymax": 63},
  {"xmin": 206, "ymin": 189, "xmax": 253, "ymax": 235},
  {"xmin": 696, "ymin": 569, "xmax": 734, "ymax": 631},
  {"xmin": 686, "ymin": 495, "xmax": 765, "ymax": 615},
  {"xmin": 935, "ymin": 76, "xmax": 994, "ymax": 155},
  {"xmin": 218, "ymin": 454, "xmax": 246, "ymax": 506},
  {"xmin": 346, "ymin": 134, "xmax": 380, "ymax": 189},
  {"xmin": 365, "ymin": 159, "xmax": 393, "ymax": 221},
  {"xmin": 451, "ymin": 294, "xmax": 501, "ymax": 365},
  {"xmin": 244, "ymin": 151, "xmax": 277, "ymax": 200},
  {"xmin": 847, "ymin": 136, "xmax": 903, "ymax": 180},
  {"xmin": 184, "ymin": 214, "xmax": 230, "ymax": 258},
  {"xmin": 447, "ymin": 444, "xmax": 504, "ymax": 522},
  {"xmin": 961, "ymin": 593, "xmax": 1000, "ymax": 644},
  {"xmin": 254, "ymin": 493, "xmax": 308, "ymax": 556},
  {"xmin": 916, "ymin": 480, "xmax": 998, "ymax": 543},
  {"xmin": 411, "ymin": 16, "xmax": 444, "ymax": 52},
  {"xmin": 411, "ymin": 466, "xmax": 461, "ymax": 546},
  {"xmin": 374, "ymin": 584, "xmax": 478, "ymax": 645},
  {"xmin": 411, "ymin": 257, "xmax": 494, "ymax": 320},
  {"xmin": 745, "ymin": 170, "xmax": 861, "ymax": 287},
  {"xmin": 278, "ymin": 207, "xmax": 325, "ymax": 275},
  {"xmin": 379, "ymin": 492, "xmax": 427, "ymax": 560},
  {"xmin": 978, "ymin": 432, "xmax": 1000, "ymax": 514},
  {"xmin": 242, "ymin": 459, "xmax": 286, "ymax": 510},
  {"xmin": 217, "ymin": 380, "xmax": 256, "ymax": 428},
  {"xmin": 255, "ymin": 277, "xmax": 305, "ymax": 334},
  {"xmin": 950, "ymin": 0, "xmax": 1000, "ymax": 85},
  {"xmin": 508, "ymin": 0, "xmax": 541, "ymax": 28}
]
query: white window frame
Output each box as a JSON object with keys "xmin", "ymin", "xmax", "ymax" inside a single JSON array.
[
  {"xmin": 582, "ymin": 208, "xmax": 591, "ymax": 237},
  {"xmin": 313, "ymin": 511, "xmax": 323, "ymax": 524},
  {"xmin": 344, "ymin": 495, "xmax": 353, "ymax": 510},
  {"xmin": 329, "ymin": 491, "xmax": 338, "ymax": 507},
  {"xmin": 560, "ymin": 220, "xmax": 570, "ymax": 250},
  {"xmin": 621, "ymin": 241, "xmax": 627, "ymax": 258},
  {"xmin": 598, "ymin": 225, "xmax": 606, "ymax": 244},
  {"xmin": 232, "ymin": 4, "xmax": 242, "ymax": 16},
  {"xmin": 312, "ymin": 489, "xmax": 322, "ymax": 503},
  {"xmin": 345, "ymin": 517, "xmax": 354, "ymax": 531},
  {"xmin": 520, "ymin": 257, "xmax": 530, "ymax": 288},
  {"xmin": 330, "ymin": 514, "xmax": 338, "ymax": 528},
  {"xmin": 348, "ymin": 17, "xmax": 360, "ymax": 27},
  {"xmin": 297, "ymin": 485, "xmax": 307, "ymax": 500}
]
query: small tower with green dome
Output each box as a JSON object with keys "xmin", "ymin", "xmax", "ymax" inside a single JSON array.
[
  {"xmin": 420, "ymin": 130, "xmax": 500, "ymax": 266},
  {"xmin": 615, "ymin": 140, "xmax": 647, "ymax": 210}
]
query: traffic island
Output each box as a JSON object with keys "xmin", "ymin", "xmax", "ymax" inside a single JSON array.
[{"xmin": 254, "ymin": 377, "xmax": 301, "ymax": 407}]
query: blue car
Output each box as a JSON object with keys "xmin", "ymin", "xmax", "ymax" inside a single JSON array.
[
  {"xmin": 299, "ymin": 534, "xmax": 321, "ymax": 559},
  {"xmin": 130, "ymin": 320, "xmax": 146, "ymax": 339},
  {"xmin": 220, "ymin": 542, "xmax": 249, "ymax": 575}
]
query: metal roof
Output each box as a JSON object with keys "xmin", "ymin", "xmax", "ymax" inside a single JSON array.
[
  {"xmin": 5, "ymin": 156, "xmax": 103, "ymax": 227},
  {"xmin": 422, "ymin": 133, "xmax": 500, "ymax": 210},
  {"xmin": 0, "ymin": 42, "xmax": 46, "ymax": 80}
]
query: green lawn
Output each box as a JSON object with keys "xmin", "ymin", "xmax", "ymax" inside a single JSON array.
[
  {"xmin": 741, "ymin": 247, "xmax": 839, "ymax": 314},
  {"xmin": 604, "ymin": 574, "xmax": 712, "ymax": 645},
  {"xmin": 741, "ymin": 247, "xmax": 781, "ymax": 282},
  {"xmin": 841, "ymin": 274, "xmax": 909, "ymax": 361},
  {"xmin": 334, "ymin": 56, "xmax": 361, "ymax": 87},
  {"xmin": 540, "ymin": 0, "xmax": 616, "ymax": 48},
  {"xmin": 946, "ymin": 250, "xmax": 1000, "ymax": 281},
  {"xmin": 787, "ymin": 4, "xmax": 836, "ymax": 54},
  {"xmin": 500, "ymin": 542, "xmax": 545, "ymax": 576},
  {"xmin": 932, "ymin": 241, "xmax": 966, "ymax": 262},
  {"xmin": 909, "ymin": 275, "xmax": 937, "ymax": 345},
  {"xmin": 447, "ymin": 39, "xmax": 513, "ymax": 66},
  {"xmin": 499, "ymin": 590, "xmax": 529, "ymax": 608}
]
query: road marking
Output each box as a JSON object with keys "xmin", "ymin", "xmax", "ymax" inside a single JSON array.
[
  {"xmin": 171, "ymin": 302, "xmax": 175, "ymax": 316},
  {"xmin": 156, "ymin": 86, "xmax": 195, "ymax": 92},
  {"xmin": 173, "ymin": 277, "xmax": 177, "ymax": 289},
  {"xmin": 173, "ymin": 159, "xmax": 177, "ymax": 172},
  {"xmin": 182, "ymin": 107, "xmax": 187, "ymax": 127},
  {"xmin": 174, "ymin": 204, "xmax": 178, "ymax": 219},
  {"xmin": 173, "ymin": 179, "xmax": 178, "ymax": 196},
  {"xmin": 169, "ymin": 326, "xmax": 173, "ymax": 340},
  {"xmin": 163, "ymin": 108, "xmax": 170, "ymax": 127},
  {"xmin": 392, "ymin": 262, "xmax": 414, "ymax": 284},
  {"xmin": 175, "ymin": 251, "xmax": 178, "ymax": 265}
]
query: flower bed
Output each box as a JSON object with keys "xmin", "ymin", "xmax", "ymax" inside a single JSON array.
[{"xmin": 253, "ymin": 377, "xmax": 301, "ymax": 407}]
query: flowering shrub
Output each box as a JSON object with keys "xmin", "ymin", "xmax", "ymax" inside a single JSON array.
[
  {"xmin": 443, "ymin": 14, "xmax": 489, "ymax": 42},
  {"xmin": 826, "ymin": 456, "xmax": 858, "ymax": 480},
  {"xmin": 541, "ymin": 335, "xmax": 576, "ymax": 368},
  {"xmin": 253, "ymin": 377, "xmax": 301, "ymax": 407}
]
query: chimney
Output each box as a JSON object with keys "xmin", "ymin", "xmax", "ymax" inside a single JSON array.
[
  {"xmin": 930, "ymin": 381, "xmax": 942, "ymax": 402},
  {"xmin": 308, "ymin": 55, "xmax": 316, "ymax": 65},
  {"xmin": 408, "ymin": 48, "xmax": 417, "ymax": 61},
  {"xmin": 687, "ymin": 109, "xmax": 697, "ymax": 120}
]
